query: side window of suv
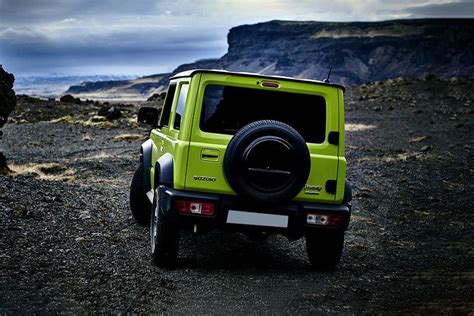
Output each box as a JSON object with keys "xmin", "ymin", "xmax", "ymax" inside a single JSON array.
[
  {"xmin": 159, "ymin": 83, "xmax": 177, "ymax": 127},
  {"xmin": 173, "ymin": 83, "xmax": 189, "ymax": 130}
]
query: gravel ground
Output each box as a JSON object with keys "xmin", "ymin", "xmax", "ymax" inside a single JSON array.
[{"xmin": 1, "ymin": 78, "xmax": 473, "ymax": 313}]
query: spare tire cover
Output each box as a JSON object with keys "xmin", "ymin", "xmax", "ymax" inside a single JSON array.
[{"xmin": 224, "ymin": 120, "xmax": 311, "ymax": 203}]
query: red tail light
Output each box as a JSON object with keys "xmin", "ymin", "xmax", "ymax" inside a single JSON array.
[
  {"xmin": 306, "ymin": 213, "xmax": 344, "ymax": 227},
  {"xmin": 175, "ymin": 199, "xmax": 215, "ymax": 216}
]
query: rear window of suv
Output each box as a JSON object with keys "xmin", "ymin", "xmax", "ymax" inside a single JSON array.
[{"xmin": 200, "ymin": 84, "xmax": 326, "ymax": 143}]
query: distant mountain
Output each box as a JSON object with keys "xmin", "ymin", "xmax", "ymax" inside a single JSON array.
[
  {"xmin": 67, "ymin": 18, "xmax": 474, "ymax": 99},
  {"xmin": 65, "ymin": 74, "xmax": 168, "ymax": 101},
  {"xmin": 15, "ymin": 75, "xmax": 135, "ymax": 97}
]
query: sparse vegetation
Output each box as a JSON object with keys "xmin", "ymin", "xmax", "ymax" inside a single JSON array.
[{"xmin": 1, "ymin": 77, "xmax": 472, "ymax": 313}]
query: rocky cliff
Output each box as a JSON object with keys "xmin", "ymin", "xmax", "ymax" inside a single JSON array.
[
  {"xmin": 171, "ymin": 19, "xmax": 474, "ymax": 85},
  {"xmin": 68, "ymin": 18, "xmax": 474, "ymax": 98}
]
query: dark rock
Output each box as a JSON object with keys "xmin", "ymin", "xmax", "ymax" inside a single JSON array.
[
  {"xmin": 97, "ymin": 106, "xmax": 109, "ymax": 117},
  {"xmin": 0, "ymin": 152, "xmax": 11, "ymax": 174},
  {"xmin": 0, "ymin": 66, "xmax": 16, "ymax": 173},
  {"xmin": 98, "ymin": 106, "xmax": 121, "ymax": 120},
  {"xmin": 0, "ymin": 65, "xmax": 16, "ymax": 128},
  {"xmin": 60, "ymin": 94, "xmax": 81, "ymax": 104},
  {"xmin": 106, "ymin": 107, "xmax": 121, "ymax": 120}
]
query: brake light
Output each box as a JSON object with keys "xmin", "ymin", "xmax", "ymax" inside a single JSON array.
[
  {"xmin": 306, "ymin": 213, "xmax": 343, "ymax": 227},
  {"xmin": 261, "ymin": 81, "xmax": 280, "ymax": 88},
  {"xmin": 175, "ymin": 199, "xmax": 215, "ymax": 216}
]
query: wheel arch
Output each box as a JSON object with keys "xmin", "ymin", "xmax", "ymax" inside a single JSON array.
[
  {"xmin": 140, "ymin": 139, "xmax": 154, "ymax": 194},
  {"xmin": 154, "ymin": 153, "xmax": 174, "ymax": 188},
  {"xmin": 343, "ymin": 179, "xmax": 352, "ymax": 204}
]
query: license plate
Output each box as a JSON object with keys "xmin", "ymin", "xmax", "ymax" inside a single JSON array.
[{"xmin": 226, "ymin": 210, "xmax": 288, "ymax": 228}]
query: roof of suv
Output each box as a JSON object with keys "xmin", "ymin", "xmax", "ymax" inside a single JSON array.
[{"xmin": 170, "ymin": 69, "xmax": 345, "ymax": 92}]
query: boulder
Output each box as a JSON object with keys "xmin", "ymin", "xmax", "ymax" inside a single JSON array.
[
  {"xmin": 98, "ymin": 105, "xmax": 122, "ymax": 120},
  {"xmin": 60, "ymin": 94, "xmax": 81, "ymax": 104},
  {"xmin": 0, "ymin": 152, "xmax": 10, "ymax": 174},
  {"xmin": 0, "ymin": 65, "xmax": 16, "ymax": 174},
  {"xmin": 0, "ymin": 65, "xmax": 16, "ymax": 128}
]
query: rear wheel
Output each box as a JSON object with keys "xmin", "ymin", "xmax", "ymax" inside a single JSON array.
[
  {"xmin": 130, "ymin": 163, "xmax": 151, "ymax": 225},
  {"xmin": 306, "ymin": 231, "xmax": 344, "ymax": 269},
  {"xmin": 150, "ymin": 188, "xmax": 180, "ymax": 267}
]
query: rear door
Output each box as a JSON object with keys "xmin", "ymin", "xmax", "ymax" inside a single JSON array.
[
  {"xmin": 185, "ymin": 73, "xmax": 340, "ymax": 203},
  {"xmin": 150, "ymin": 79, "xmax": 192, "ymax": 190}
]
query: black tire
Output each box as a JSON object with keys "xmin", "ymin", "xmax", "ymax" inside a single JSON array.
[
  {"xmin": 306, "ymin": 231, "xmax": 344, "ymax": 270},
  {"xmin": 150, "ymin": 188, "xmax": 179, "ymax": 267},
  {"xmin": 224, "ymin": 120, "xmax": 310, "ymax": 204},
  {"xmin": 130, "ymin": 163, "xmax": 152, "ymax": 225}
]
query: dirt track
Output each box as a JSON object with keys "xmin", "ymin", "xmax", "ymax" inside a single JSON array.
[{"xmin": 1, "ymin": 78, "xmax": 473, "ymax": 313}]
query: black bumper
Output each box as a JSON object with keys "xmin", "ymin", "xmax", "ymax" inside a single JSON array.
[{"xmin": 158, "ymin": 186, "xmax": 351, "ymax": 238}]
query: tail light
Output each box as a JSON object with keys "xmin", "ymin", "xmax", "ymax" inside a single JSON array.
[
  {"xmin": 175, "ymin": 199, "xmax": 215, "ymax": 216},
  {"xmin": 306, "ymin": 213, "xmax": 343, "ymax": 227}
]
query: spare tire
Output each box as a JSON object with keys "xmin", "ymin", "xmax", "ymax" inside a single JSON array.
[{"xmin": 224, "ymin": 120, "xmax": 310, "ymax": 203}]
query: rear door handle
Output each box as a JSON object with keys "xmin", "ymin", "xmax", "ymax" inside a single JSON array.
[{"xmin": 201, "ymin": 149, "xmax": 219, "ymax": 162}]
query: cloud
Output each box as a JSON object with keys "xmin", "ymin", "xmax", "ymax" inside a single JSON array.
[
  {"xmin": 0, "ymin": 21, "xmax": 227, "ymax": 75},
  {"xmin": 0, "ymin": 0, "xmax": 160, "ymax": 24},
  {"xmin": 404, "ymin": 0, "xmax": 474, "ymax": 17},
  {"xmin": 0, "ymin": 0, "xmax": 472, "ymax": 75}
]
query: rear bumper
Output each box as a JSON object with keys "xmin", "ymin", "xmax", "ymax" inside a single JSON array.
[{"xmin": 157, "ymin": 186, "xmax": 351, "ymax": 238}]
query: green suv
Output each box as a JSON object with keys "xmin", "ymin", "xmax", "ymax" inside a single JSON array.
[{"xmin": 130, "ymin": 69, "xmax": 352, "ymax": 268}]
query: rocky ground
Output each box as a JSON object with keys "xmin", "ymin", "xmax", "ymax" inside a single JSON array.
[{"xmin": 1, "ymin": 77, "xmax": 473, "ymax": 313}]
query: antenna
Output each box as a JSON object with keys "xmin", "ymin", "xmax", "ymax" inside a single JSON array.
[{"xmin": 323, "ymin": 65, "xmax": 332, "ymax": 83}]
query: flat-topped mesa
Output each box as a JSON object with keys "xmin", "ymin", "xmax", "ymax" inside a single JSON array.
[
  {"xmin": 221, "ymin": 19, "xmax": 474, "ymax": 85},
  {"xmin": 157, "ymin": 19, "xmax": 474, "ymax": 87}
]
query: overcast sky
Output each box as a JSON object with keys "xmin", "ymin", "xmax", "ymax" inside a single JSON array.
[{"xmin": 1, "ymin": 0, "xmax": 473, "ymax": 76}]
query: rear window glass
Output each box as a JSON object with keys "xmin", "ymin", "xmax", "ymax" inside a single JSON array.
[
  {"xmin": 173, "ymin": 83, "xmax": 189, "ymax": 130},
  {"xmin": 200, "ymin": 84, "xmax": 326, "ymax": 143},
  {"xmin": 160, "ymin": 83, "xmax": 176, "ymax": 127}
]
